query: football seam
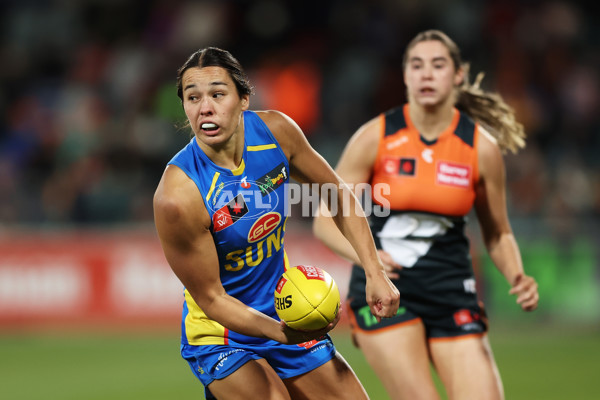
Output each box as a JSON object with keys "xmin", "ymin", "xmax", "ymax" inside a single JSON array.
[
  {"xmin": 286, "ymin": 275, "xmax": 333, "ymax": 323},
  {"xmin": 315, "ymin": 283, "xmax": 335, "ymax": 322}
]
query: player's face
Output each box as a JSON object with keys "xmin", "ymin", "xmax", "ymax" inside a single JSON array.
[
  {"xmin": 181, "ymin": 66, "xmax": 249, "ymax": 147},
  {"xmin": 404, "ymin": 40, "xmax": 463, "ymax": 108}
]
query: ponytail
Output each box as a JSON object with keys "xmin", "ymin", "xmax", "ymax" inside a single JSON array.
[{"xmin": 456, "ymin": 65, "xmax": 526, "ymax": 153}]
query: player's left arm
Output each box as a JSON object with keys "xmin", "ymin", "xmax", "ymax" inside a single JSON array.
[
  {"xmin": 258, "ymin": 110, "xmax": 399, "ymax": 319},
  {"xmin": 474, "ymin": 127, "xmax": 539, "ymax": 311}
]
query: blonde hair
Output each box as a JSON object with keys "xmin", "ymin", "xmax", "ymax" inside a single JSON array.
[{"xmin": 403, "ymin": 30, "xmax": 526, "ymax": 153}]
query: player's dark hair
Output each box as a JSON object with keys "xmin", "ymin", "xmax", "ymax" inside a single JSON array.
[
  {"xmin": 403, "ymin": 30, "xmax": 526, "ymax": 153},
  {"xmin": 176, "ymin": 47, "xmax": 254, "ymax": 101}
]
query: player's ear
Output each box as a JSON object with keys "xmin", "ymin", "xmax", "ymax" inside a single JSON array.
[
  {"xmin": 454, "ymin": 66, "xmax": 465, "ymax": 87},
  {"xmin": 241, "ymin": 94, "xmax": 250, "ymax": 110}
]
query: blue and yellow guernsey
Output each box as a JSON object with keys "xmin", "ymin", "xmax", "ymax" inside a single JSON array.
[{"xmin": 168, "ymin": 110, "xmax": 290, "ymax": 346}]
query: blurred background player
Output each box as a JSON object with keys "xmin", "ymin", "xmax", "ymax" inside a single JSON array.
[
  {"xmin": 153, "ymin": 47, "xmax": 399, "ymax": 399},
  {"xmin": 314, "ymin": 30, "xmax": 539, "ymax": 400}
]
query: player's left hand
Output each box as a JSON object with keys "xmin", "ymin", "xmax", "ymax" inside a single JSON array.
[
  {"xmin": 279, "ymin": 308, "xmax": 341, "ymax": 344},
  {"xmin": 509, "ymin": 274, "xmax": 539, "ymax": 311}
]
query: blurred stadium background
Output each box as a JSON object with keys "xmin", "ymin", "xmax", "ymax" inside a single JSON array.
[{"xmin": 1, "ymin": 0, "xmax": 599, "ymax": 399}]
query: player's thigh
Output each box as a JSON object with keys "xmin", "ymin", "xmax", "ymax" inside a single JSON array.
[
  {"xmin": 354, "ymin": 320, "xmax": 441, "ymax": 400},
  {"xmin": 208, "ymin": 358, "xmax": 291, "ymax": 400},
  {"xmin": 429, "ymin": 335, "xmax": 503, "ymax": 400},
  {"xmin": 283, "ymin": 351, "xmax": 368, "ymax": 400}
]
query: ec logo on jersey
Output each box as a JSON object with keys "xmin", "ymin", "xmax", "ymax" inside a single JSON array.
[{"xmin": 213, "ymin": 193, "xmax": 249, "ymax": 232}]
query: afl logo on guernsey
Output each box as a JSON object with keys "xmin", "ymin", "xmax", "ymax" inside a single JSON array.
[
  {"xmin": 240, "ymin": 176, "xmax": 251, "ymax": 189},
  {"xmin": 248, "ymin": 212, "xmax": 281, "ymax": 242},
  {"xmin": 208, "ymin": 178, "xmax": 282, "ymax": 222}
]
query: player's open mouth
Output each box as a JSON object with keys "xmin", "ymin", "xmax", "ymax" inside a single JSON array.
[{"xmin": 201, "ymin": 123, "xmax": 219, "ymax": 132}]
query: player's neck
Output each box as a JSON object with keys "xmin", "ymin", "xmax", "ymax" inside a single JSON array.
[
  {"xmin": 197, "ymin": 126, "xmax": 245, "ymax": 171},
  {"xmin": 409, "ymin": 103, "xmax": 455, "ymax": 141}
]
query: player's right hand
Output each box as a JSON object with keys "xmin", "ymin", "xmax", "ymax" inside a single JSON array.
[
  {"xmin": 366, "ymin": 270, "xmax": 400, "ymax": 322},
  {"xmin": 509, "ymin": 274, "xmax": 539, "ymax": 311}
]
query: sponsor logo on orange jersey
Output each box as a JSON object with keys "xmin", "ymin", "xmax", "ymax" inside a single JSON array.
[
  {"xmin": 399, "ymin": 158, "xmax": 416, "ymax": 176},
  {"xmin": 436, "ymin": 161, "xmax": 471, "ymax": 188}
]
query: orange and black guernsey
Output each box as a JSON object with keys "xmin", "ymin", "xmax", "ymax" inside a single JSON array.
[
  {"xmin": 348, "ymin": 105, "xmax": 486, "ymax": 335},
  {"xmin": 371, "ymin": 104, "xmax": 479, "ymax": 216}
]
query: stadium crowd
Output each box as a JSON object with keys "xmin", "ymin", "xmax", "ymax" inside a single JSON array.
[{"xmin": 0, "ymin": 0, "xmax": 598, "ymax": 237}]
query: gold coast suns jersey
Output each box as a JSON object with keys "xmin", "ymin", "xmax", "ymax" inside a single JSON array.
[{"xmin": 168, "ymin": 111, "xmax": 290, "ymax": 346}]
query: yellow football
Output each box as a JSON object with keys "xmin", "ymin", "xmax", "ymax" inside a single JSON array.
[{"xmin": 274, "ymin": 265, "xmax": 340, "ymax": 331}]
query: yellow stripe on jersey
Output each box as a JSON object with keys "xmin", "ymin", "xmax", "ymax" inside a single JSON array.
[
  {"xmin": 184, "ymin": 289, "xmax": 227, "ymax": 345},
  {"xmin": 230, "ymin": 159, "xmax": 245, "ymax": 176},
  {"xmin": 283, "ymin": 250, "xmax": 290, "ymax": 271},
  {"xmin": 282, "ymin": 216, "xmax": 290, "ymax": 271},
  {"xmin": 205, "ymin": 172, "xmax": 220, "ymax": 203},
  {"xmin": 247, "ymin": 144, "xmax": 277, "ymax": 151}
]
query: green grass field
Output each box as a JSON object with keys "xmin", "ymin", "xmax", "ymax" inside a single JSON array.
[{"xmin": 1, "ymin": 322, "xmax": 598, "ymax": 400}]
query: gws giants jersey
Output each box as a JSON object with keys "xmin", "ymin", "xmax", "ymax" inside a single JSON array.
[
  {"xmin": 363, "ymin": 105, "xmax": 481, "ymax": 309},
  {"xmin": 169, "ymin": 110, "xmax": 290, "ymax": 346},
  {"xmin": 371, "ymin": 104, "xmax": 479, "ymax": 217}
]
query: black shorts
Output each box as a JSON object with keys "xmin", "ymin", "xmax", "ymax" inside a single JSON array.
[{"xmin": 347, "ymin": 264, "xmax": 488, "ymax": 339}]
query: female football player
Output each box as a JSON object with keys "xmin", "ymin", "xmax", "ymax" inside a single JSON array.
[
  {"xmin": 154, "ymin": 47, "xmax": 399, "ymax": 399},
  {"xmin": 313, "ymin": 30, "xmax": 539, "ymax": 400}
]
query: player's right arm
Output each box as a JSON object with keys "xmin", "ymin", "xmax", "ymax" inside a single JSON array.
[{"xmin": 154, "ymin": 164, "xmax": 333, "ymax": 344}]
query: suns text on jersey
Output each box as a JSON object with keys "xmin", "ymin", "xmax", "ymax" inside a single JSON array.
[{"xmin": 223, "ymin": 224, "xmax": 286, "ymax": 271}]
